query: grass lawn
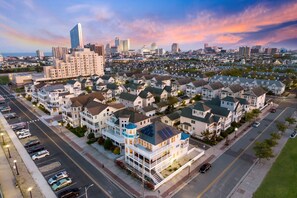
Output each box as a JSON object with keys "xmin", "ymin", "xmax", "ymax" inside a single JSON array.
[
  {"xmin": 254, "ymin": 137, "xmax": 297, "ymax": 198},
  {"xmin": 0, "ymin": 75, "xmax": 9, "ymax": 85}
]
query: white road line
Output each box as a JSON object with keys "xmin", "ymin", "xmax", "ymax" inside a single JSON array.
[{"xmin": 35, "ymin": 158, "xmax": 57, "ymax": 166}]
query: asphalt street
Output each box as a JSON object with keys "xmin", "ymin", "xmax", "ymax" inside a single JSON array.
[
  {"xmin": 174, "ymin": 104, "xmax": 296, "ymax": 198},
  {"xmin": 0, "ymin": 86, "xmax": 130, "ymax": 198}
]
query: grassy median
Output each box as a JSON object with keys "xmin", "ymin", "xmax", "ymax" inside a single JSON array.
[
  {"xmin": 254, "ymin": 137, "xmax": 297, "ymax": 198},
  {"xmin": 0, "ymin": 75, "xmax": 9, "ymax": 85}
]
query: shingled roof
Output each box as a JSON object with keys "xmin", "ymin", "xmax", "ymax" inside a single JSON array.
[
  {"xmin": 228, "ymin": 84, "xmax": 244, "ymax": 93},
  {"xmin": 114, "ymin": 108, "xmax": 149, "ymax": 123},
  {"xmin": 70, "ymin": 92, "xmax": 105, "ymax": 107},
  {"xmin": 119, "ymin": 92, "xmax": 138, "ymax": 102},
  {"xmin": 192, "ymin": 80, "xmax": 208, "ymax": 87},
  {"xmin": 193, "ymin": 102, "xmax": 211, "ymax": 111}
]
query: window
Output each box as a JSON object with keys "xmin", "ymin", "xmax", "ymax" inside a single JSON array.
[{"xmin": 191, "ymin": 120, "xmax": 195, "ymax": 124}]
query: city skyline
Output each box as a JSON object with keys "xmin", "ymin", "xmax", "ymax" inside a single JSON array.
[{"xmin": 0, "ymin": 0, "xmax": 297, "ymax": 52}]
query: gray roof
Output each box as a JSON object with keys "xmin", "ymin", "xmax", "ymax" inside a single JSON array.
[
  {"xmin": 221, "ymin": 96, "xmax": 239, "ymax": 103},
  {"xmin": 67, "ymin": 80, "xmax": 78, "ymax": 85},
  {"xmin": 209, "ymin": 82, "xmax": 224, "ymax": 90},
  {"xmin": 181, "ymin": 107, "xmax": 220, "ymax": 123},
  {"xmin": 193, "ymin": 102, "xmax": 210, "ymax": 111},
  {"xmin": 119, "ymin": 92, "xmax": 138, "ymax": 101},
  {"xmin": 138, "ymin": 121, "xmax": 181, "ymax": 145},
  {"xmin": 114, "ymin": 108, "xmax": 149, "ymax": 123},
  {"xmin": 142, "ymin": 106, "xmax": 157, "ymax": 112},
  {"xmin": 236, "ymin": 97, "xmax": 249, "ymax": 105},
  {"xmin": 85, "ymin": 101, "xmax": 108, "ymax": 115},
  {"xmin": 228, "ymin": 84, "xmax": 244, "ymax": 93},
  {"xmin": 144, "ymin": 86, "xmax": 165, "ymax": 96},
  {"xmin": 176, "ymin": 78, "xmax": 192, "ymax": 85},
  {"xmin": 250, "ymin": 87, "xmax": 267, "ymax": 97},
  {"xmin": 43, "ymin": 84, "xmax": 64, "ymax": 92},
  {"xmin": 138, "ymin": 90, "xmax": 150, "ymax": 99},
  {"xmin": 191, "ymin": 80, "xmax": 208, "ymax": 87},
  {"xmin": 106, "ymin": 83, "xmax": 118, "ymax": 90},
  {"xmin": 166, "ymin": 111, "xmax": 181, "ymax": 121}
]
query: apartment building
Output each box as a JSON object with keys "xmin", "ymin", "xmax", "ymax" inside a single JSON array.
[{"xmin": 43, "ymin": 48, "xmax": 104, "ymax": 79}]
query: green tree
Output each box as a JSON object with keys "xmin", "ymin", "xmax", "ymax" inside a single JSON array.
[
  {"xmin": 276, "ymin": 122, "xmax": 287, "ymax": 134},
  {"xmin": 192, "ymin": 94, "xmax": 202, "ymax": 102},
  {"xmin": 285, "ymin": 117, "xmax": 296, "ymax": 125},
  {"xmin": 104, "ymin": 138, "xmax": 113, "ymax": 150},
  {"xmin": 201, "ymin": 130, "xmax": 211, "ymax": 141},
  {"xmin": 265, "ymin": 138, "xmax": 278, "ymax": 147},
  {"xmin": 87, "ymin": 132, "xmax": 95, "ymax": 140},
  {"xmin": 253, "ymin": 141, "xmax": 274, "ymax": 163},
  {"xmin": 154, "ymin": 96, "xmax": 160, "ymax": 103},
  {"xmin": 270, "ymin": 132, "xmax": 281, "ymax": 140}
]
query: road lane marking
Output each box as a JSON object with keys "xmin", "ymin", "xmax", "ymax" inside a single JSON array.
[
  {"xmin": 197, "ymin": 107, "xmax": 288, "ymax": 198},
  {"xmin": 0, "ymin": 88, "xmax": 112, "ymax": 198}
]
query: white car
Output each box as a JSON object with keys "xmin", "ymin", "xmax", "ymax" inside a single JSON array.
[
  {"xmin": 253, "ymin": 122, "xmax": 260, "ymax": 128},
  {"xmin": 18, "ymin": 132, "xmax": 31, "ymax": 139},
  {"xmin": 32, "ymin": 150, "xmax": 50, "ymax": 160},
  {"xmin": 16, "ymin": 129, "xmax": 29, "ymax": 135},
  {"xmin": 48, "ymin": 171, "xmax": 69, "ymax": 185}
]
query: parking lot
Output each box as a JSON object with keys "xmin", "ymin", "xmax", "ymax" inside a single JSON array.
[{"xmin": 2, "ymin": 102, "xmax": 85, "ymax": 197}]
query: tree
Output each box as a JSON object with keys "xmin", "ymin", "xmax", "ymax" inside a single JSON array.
[
  {"xmin": 165, "ymin": 105, "xmax": 174, "ymax": 114},
  {"xmin": 167, "ymin": 96, "xmax": 178, "ymax": 105},
  {"xmin": 285, "ymin": 117, "xmax": 296, "ymax": 125},
  {"xmin": 201, "ymin": 130, "xmax": 211, "ymax": 141},
  {"xmin": 87, "ymin": 132, "xmax": 95, "ymax": 140},
  {"xmin": 270, "ymin": 132, "xmax": 281, "ymax": 140},
  {"xmin": 265, "ymin": 138, "xmax": 278, "ymax": 147},
  {"xmin": 253, "ymin": 141, "xmax": 274, "ymax": 163},
  {"xmin": 276, "ymin": 122, "xmax": 287, "ymax": 134},
  {"xmin": 192, "ymin": 94, "xmax": 202, "ymax": 102},
  {"xmin": 104, "ymin": 138, "xmax": 113, "ymax": 150},
  {"xmin": 154, "ymin": 96, "xmax": 160, "ymax": 103}
]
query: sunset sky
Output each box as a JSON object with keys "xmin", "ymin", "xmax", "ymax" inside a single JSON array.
[{"xmin": 0, "ymin": 0, "xmax": 297, "ymax": 52}]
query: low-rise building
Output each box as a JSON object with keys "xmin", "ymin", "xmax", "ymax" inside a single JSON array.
[
  {"xmin": 161, "ymin": 111, "xmax": 181, "ymax": 127},
  {"xmin": 118, "ymin": 92, "xmax": 143, "ymax": 109},
  {"xmin": 201, "ymin": 82, "xmax": 224, "ymax": 100},
  {"xmin": 186, "ymin": 80, "xmax": 208, "ymax": 97}
]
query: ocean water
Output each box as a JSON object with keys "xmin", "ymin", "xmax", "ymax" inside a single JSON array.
[{"xmin": 1, "ymin": 52, "xmax": 52, "ymax": 57}]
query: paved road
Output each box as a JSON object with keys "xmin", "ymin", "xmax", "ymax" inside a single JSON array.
[
  {"xmin": 0, "ymin": 86, "xmax": 130, "ymax": 198},
  {"xmin": 174, "ymin": 105, "xmax": 296, "ymax": 198}
]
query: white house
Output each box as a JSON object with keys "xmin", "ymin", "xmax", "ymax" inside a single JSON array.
[
  {"xmin": 201, "ymin": 82, "xmax": 224, "ymax": 100},
  {"xmin": 118, "ymin": 92, "xmax": 143, "ymax": 109},
  {"xmin": 186, "ymin": 80, "xmax": 208, "ymax": 97},
  {"xmin": 138, "ymin": 91, "xmax": 155, "ymax": 107},
  {"xmin": 243, "ymin": 87, "xmax": 266, "ymax": 109},
  {"xmin": 220, "ymin": 84, "xmax": 244, "ymax": 99},
  {"xmin": 80, "ymin": 101, "xmax": 125, "ymax": 137}
]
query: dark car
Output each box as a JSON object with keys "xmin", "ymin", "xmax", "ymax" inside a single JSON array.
[
  {"xmin": 27, "ymin": 145, "xmax": 45, "ymax": 154},
  {"xmin": 270, "ymin": 108, "xmax": 276, "ymax": 113},
  {"xmin": 58, "ymin": 188, "xmax": 80, "ymax": 198},
  {"xmin": 199, "ymin": 163, "xmax": 211, "ymax": 173},
  {"xmin": 24, "ymin": 139, "xmax": 40, "ymax": 148},
  {"xmin": 4, "ymin": 113, "xmax": 17, "ymax": 119}
]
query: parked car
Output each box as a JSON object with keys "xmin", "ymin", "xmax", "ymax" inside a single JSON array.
[
  {"xmin": 290, "ymin": 131, "xmax": 297, "ymax": 139},
  {"xmin": 51, "ymin": 178, "xmax": 72, "ymax": 191},
  {"xmin": 18, "ymin": 132, "xmax": 31, "ymax": 139},
  {"xmin": 32, "ymin": 150, "xmax": 50, "ymax": 160},
  {"xmin": 58, "ymin": 188, "xmax": 80, "ymax": 198},
  {"xmin": 1, "ymin": 106, "xmax": 11, "ymax": 113},
  {"xmin": 199, "ymin": 163, "xmax": 211, "ymax": 173},
  {"xmin": 270, "ymin": 108, "xmax": 276, "ymax": 113},
  {"xmin": 16, "ymin": 129, "xmax": 30, "ymax": 135},
  {"xmin": 24, "ymin": 139, "xmax": 40, "ymax": 148},
  {"xmin": 48, "ymin": 171, "xmax": 69, "ymax": 185},
  {"xmin": 27, "ymin": 145, "xmax": 45, "ymax": 154},
  {"xmin": 3, "ymin": 113, "xmax": 17, "ymax": 119},
  {"xmin": 253, "ymin": 122, "xmax": 260, "ymax": 128}
]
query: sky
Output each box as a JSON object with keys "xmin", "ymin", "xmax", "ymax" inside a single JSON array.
[{"xmin": 0, "ymin": 0, "xmax": 297, "ymax": 52}]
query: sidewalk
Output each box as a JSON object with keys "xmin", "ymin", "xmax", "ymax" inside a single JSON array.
[
  {"xmin": 17, "ymin": 93, "xmax": 274, "ymax": 198},
  {"xmin": 229, "ymin": 111, "xmax": 297, "ymax": 198},
  {"xmin": 0, "ymin": 142, "xmax": 22, "ymax": 198}
]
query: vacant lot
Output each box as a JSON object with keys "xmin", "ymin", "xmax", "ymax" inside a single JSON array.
[{"xmin": 254, "ymin": 137, "xmax": 297, "ymax": 198}]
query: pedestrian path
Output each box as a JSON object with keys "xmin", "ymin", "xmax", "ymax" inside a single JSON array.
[{"xmin": 0, "ymin": 143, "xmax": 23, "ymax": 198}]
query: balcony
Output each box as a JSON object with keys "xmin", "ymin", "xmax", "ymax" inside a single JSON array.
[
  {"xmin": 131, "ymin": 143, "xmax": 172, "ymax": 161},
  {"xmin": 128, "ymin": 151, "xmax": 171, "ymax": 169},
  {"xmin": 102, "ymin": 129, "xmax": 124, "ymax": 144}
]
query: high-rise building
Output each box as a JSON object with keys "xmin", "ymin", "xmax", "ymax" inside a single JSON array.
[
  {"xmin": 70, "ymin": 23, "xmax": 84, "ymax": 49},
  {"xmin": 86, "ymin": 44, "xmax": 105, "ymax": 56},
  {"xmin": 52, "ymin": 47, "xmax": 68, "ymax": 59},
  {"xmin": 239, "ymin": 46, "xmax": 251, "ymax": 58},
  {"xmin": 115, "ymin": 37, "xmax": 120, "ymax": 47},
  {"xmin": 36, "ymin": 50, "xmax": 44, "ymax": 59},
  {"xmin": 151, "ymin": 43, "xmax": 157, "ymax": 51},
  {"xmin": 105, "ymin": 43, "xmax": 111, "ymax": 55},
  {"xmin": 204, "ymin": 43, "xmax": 209, "ymax": 49},
  {"xmin": 171, "ymin": 43, "xmax": 179, "ymax": 53},
  {"xmin": 44, "ymin": 48, "xmax": 104, "ymax": 79},
  {"xmin": 155, "ymin": 48, "xmax": 165, "ymax": 55},
  {"xmin": 122, "ymin": 39, "xmax": 130, "ymax": 52}
]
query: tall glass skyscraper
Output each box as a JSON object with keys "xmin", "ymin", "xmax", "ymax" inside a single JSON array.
[{"xmin": 70, "ymin": 23, "xmax": 83, "ymax": 49}]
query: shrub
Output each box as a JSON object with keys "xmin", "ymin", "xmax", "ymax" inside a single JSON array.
[
  {"xmin": 87, "ymin": 138, "xmax": 98, "ymax": 144},
  {"xmin": 113, "ymin": 147, "xmax": 120, "ymax": 155},
  {"xmin": 173, "ymin": 167, "xmax": 178, "ymax": 171},
  {"xmin": 104, "ymin": 138, "xmax": 113, "ymax": 150},
  {"xmin": 145, "ymin": 182, "xmax": 155, "ymax": 190},
  {"xmin": 98, "ymin": 137, "xmax": 105, "ymax": 145},
  {"xmin": 87, "ymin": 132, "xmax": 95, "ymax": 140},
  {"xmin": 220, "ymin": 131, "xmax": 229, "ymax": 138},
  {"xmin": 110, "ymin": 144, "xmax": 116, "ymax": 151}
]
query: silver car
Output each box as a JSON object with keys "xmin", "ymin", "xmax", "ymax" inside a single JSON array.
[{"xmin": 48, "ymin": 171, "xmax": 69, "ymax": 185}]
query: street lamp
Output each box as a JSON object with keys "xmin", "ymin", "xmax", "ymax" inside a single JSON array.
[
  {"xmin": 28, "ymin": 187, "xmax": 33, "ymax": 198},
  {"xmin": 0, "ymin": 133, "xmax": 4, "ymax": 145},
  {"xmin": 58, "ymin": 122, "xmax": 62, "ymax": 133},
  {"xmin": 5, "ymin": 145, "xmax": 11, "ymax": 158},
  {"xmin": 158, "ymin": 190, "xmax": 160, "ymax": 198},
  {"xmin": 234, "ymin": 127, "xmax": 238, "ymax": 138},
  {"xmin": 85, "ymin": 184, "xmax": 94, "ymax": 198},
  {"xmin": 13, "ymin": 160, "xmax": 19, "ymax": 175}
]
